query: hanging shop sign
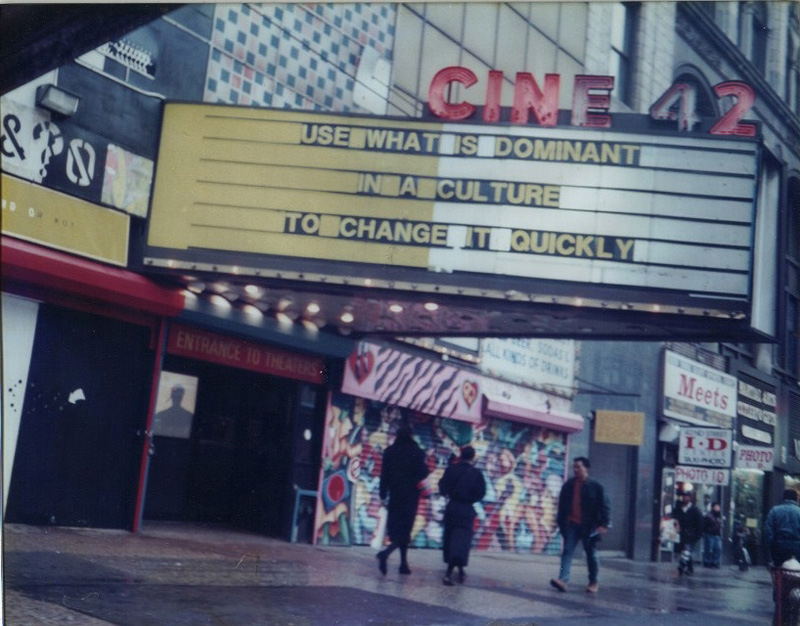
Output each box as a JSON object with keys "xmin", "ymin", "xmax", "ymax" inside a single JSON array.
[
  {"xmin": 736, "ymin": 444, "xmax": 774, "ymax": 471},
  {"xmin": 342, "ymin": 341, "xmax": 483, "ymax": 423},
  {"xmin": 662, "ymin": 350, "xmax": 737, "ymax": 428},
  {"xmin": 736, "ymin": 377, "xmax": 776, "ymax": 447},
  {"xmin": 341, "ymin": 341, "xmax": 583, "ymax": 432},
  {"xmin": 678, "ymin": 427, "xmax": 733, "ymax": 468},
  {"xmin": 166, "ymin": 323, "xmax": 324, "ymax": 384},
  {"xmin": 594, "ymin": 410, "xmax": 645, "ymax": 446},
  {"xmin": 1, "ymin": 172, "xmax": 129, "ymax": 266},
  {"xmin": 675, "ymin": 465, "xmax": 730, "ymax": 487},
  {"xmin": 145, "ymin": 101, "xmax": 759, "ymax": 322},
  {"xmin": 479, "ymin": 338, "xmax": 575, "ymax": 396}
]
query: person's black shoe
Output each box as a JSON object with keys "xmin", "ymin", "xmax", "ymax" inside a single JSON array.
[
  {"xmin": 442, "ymin": 575, "xmax": 454, "ymax": 586},
  {"xmin": 550, "ymin": 578, "xmax": 567, "ymax": 592},
  {"xmin": 376, "ymin": 551, "xmax": 387, "ymax": 575},
  {"xmin": 458, "ymin": 569, "xmax": 466, "ymax": 583},
  {"xmin": 399, "ymin": 564, "xmax": 411, "ymax": 575}
]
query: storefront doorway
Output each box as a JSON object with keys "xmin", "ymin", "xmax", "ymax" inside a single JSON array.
[
  {"xmin": 5, "ymin": 305, "xmax": 154, "ymax": 529},
  {"xmin": 143, "ymin": 354, "xmax": 316, "ymax": 539}
]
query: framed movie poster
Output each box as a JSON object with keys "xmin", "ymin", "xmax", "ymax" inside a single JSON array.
[{"xmin": 152, "ymin": 371, "xmax": 198, "ymax": 439}]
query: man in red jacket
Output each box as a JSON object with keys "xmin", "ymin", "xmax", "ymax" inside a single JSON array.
[{"xmin": 550, "ymin": 457, "xmax": 611, "ymax": 594}]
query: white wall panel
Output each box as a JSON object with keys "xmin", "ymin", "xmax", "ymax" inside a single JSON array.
[{"xmin": 2, "ymin": 293, "xmax": 39, "ymax": 514}]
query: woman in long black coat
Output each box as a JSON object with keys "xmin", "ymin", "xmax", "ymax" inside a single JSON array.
[
  {"xmin": 377, "ymin": 425, "xmax": 429, "ymax": 575},
  {"xmin": 438, "ymin": 445, "xmax": 486, "ymax": 585}
]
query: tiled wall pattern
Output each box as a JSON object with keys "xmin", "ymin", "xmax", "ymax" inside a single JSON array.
[{"xmin": 204, "ymin": 3, "xmax": 395, "ymax": 112}]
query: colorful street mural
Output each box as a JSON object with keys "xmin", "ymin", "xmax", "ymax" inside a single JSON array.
[{"xmin": 315, "ymin": 392, "xmax": 567, "ymax": 555}]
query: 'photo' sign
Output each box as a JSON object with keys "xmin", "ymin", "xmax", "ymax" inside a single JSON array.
[
  {"xmin": 145, "ymin": 104, "xmax": 758, "ymax": 317},
  {"xmin": 736, "ymin": 444, "xmax": 774, "ymax": 471},
  {"xmin": 678, "ymin": 427, "xmax": 733, "ymax": 468}
]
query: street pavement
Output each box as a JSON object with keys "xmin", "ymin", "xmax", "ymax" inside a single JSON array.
[{"xmin": 2, "ymin": 522, "xmax": 775, "ymax": 625}]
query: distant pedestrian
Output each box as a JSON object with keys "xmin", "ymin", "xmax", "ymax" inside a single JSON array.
[
  {"xmin": 550, "ymin": 457, "xmax": 610, "ymax": 594},
  {"xmin": 376, "ymin": 425, "xmax": 429, "ymax": 576},
  {"xmin": 764, "ymin": 489, "xmax": 800, "ymax": 567},
  {"xmin": 439, "ymin": 445, "xmax": 486, "ymax": 585},
  {"xmin": 673, "ymin": 490, "xmax": 703, "ymax": 575},
  {"xmin": 702, "ymin": 502, "xmax": 723, "ymax": 568}
]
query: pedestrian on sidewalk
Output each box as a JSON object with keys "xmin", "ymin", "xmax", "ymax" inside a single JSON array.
[
  {"xmin": 673, "ymin": 489, "xmax": 703, "ymax": 576},
  {"xmin": 550, "ymin": 456, "xmax": 610, "ymax": 594},
  {"xmin": 439, "ymin": 445, "xmax": 486, "ymax": 586},
  {"xmin": 764, "ymin": 488, "xmax": 800, "ymax": 567},
  {"xmin": 702, "ymin": 502, "xmax": 723, "ymax": 568},
  {"xmin": 376, "ymin": 424, "xmax": 429, "ymax": 576}
]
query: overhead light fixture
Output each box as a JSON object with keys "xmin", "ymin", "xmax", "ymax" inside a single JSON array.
[
  {"xmin": 210, "ymin": 281, "xmax": 231, "ymax": 294},
  {"xmin": 423, "ymin": 302, "xmax": 439, "ymax": 312},
  {"xmin": 208, "ymin": 294, "xmax": 232, "ymax": 310},
  {"xmin": 35, "ymin": 84, "xmax": 81, "ymax": 117},
  {"xmin": 301, "ymin": 319, "xmax": 320, "ymax": 333},
  {"xmin": 306, "ymin": 302, "xmax": 321, "ymax": 315},
  {"xmin": 340, "ymin": 311, "xmax": 355, "ymax": 324},
  {"xmin": 275, "ymin": 311, "xmax": 294, "ymax": 326},
  {"xmin": 277, "ymin": 297, "xmax": 294, "ymax": 311},
  {"xmin": 389, "ymin": 304, "xmax": 404, "ymax": 314},
  {"xmin": 241, "ymin": 304, "xmax": 263, "ymax": 319}
]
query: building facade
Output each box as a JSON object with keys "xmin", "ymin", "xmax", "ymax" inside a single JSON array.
[{"xmin": 2, "ymin": 2, "xmax": 798, "ymax": 564}]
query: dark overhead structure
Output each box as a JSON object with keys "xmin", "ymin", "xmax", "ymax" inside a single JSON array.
[{"xmin": 0, "ymin": 3, "xmax": 177, "ymax": 95}]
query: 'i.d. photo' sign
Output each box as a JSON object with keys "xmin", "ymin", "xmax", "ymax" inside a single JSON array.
[{"xmin": 145, "ymin": 103, "xmax": 759, "ymax": 312}]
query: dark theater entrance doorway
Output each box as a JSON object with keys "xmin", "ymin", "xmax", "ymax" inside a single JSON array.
[{"xmin": 143, "ymin": 355, "xmax": 320, "ymax": 540}]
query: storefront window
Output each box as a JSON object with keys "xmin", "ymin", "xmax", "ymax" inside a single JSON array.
[{"xmin": 731, "ymin": 469, "xmax": 764, "ymax": 564}]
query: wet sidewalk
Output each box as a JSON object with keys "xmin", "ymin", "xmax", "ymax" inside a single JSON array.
[{"xmin": 3, "ymin": 522, "xmax": 775, "ymax": 625}]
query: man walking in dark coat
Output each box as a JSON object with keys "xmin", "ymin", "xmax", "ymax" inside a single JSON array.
[
  {"xmin": 377, "ymin": 425, "xmax": 429, "ymax": 575},
  {"xmin": 764, "ymin": 489, "xmax": 800, "ymax": 567},
  {"xmin": 673, "ymin": 489, "xmax": 704, "ymax": 575},
  {"xmin": 702, "ymin": 502, "xmax": 723, "ymax": 568},
  {"xmin": 439, "ymin": 445, "xmax": 486, "ymax": 585},
  {"xmin": 550, "ymin": 456, "xmax": 610, "ymax": 594}
]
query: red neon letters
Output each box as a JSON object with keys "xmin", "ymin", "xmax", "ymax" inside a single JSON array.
[{"xmin": 428, "ymin": 66, "xmax": 756, "ymax": 136}]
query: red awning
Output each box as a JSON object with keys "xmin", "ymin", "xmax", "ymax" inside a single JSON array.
[
  {"xmin": 482, "ymin": 394, "xmax": 584, "ymax": 433},
  {"xmin": 2, "ymin": 236, "xmax": 185, "ymax": 317}
]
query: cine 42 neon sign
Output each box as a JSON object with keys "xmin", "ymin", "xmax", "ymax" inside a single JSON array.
[{"xmin": 428, "ymin": 67, "xmax": 757, "ymax": 137}]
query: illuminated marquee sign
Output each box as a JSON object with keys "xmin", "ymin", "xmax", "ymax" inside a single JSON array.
[{"xmin": 145, "ymin": 98, "xmax": 759, "ymax": 315}]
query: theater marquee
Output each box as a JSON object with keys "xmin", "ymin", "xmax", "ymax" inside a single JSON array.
[{"xmin": 144, "ymin": 102, "xmax": 759, "ymax": 324}]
